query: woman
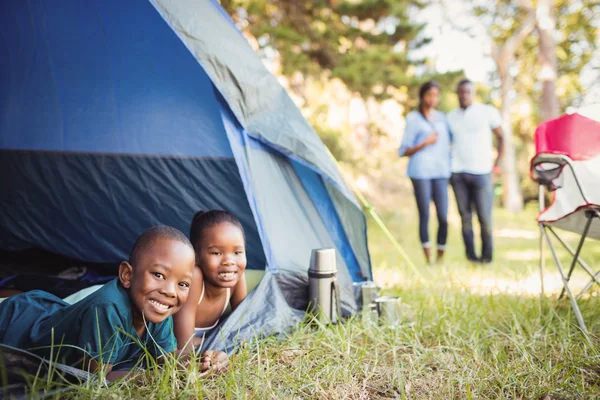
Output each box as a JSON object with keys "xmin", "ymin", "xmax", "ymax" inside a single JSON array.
[{"xmin": 399, "ymin": 81, "xmax": 451, "ymax": 264}]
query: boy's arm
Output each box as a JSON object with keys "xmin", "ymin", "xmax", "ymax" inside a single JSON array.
[
  {"xmin": 230, "ymin": 273, "xmax": 247, "ymax": 310},
  {"xmin": 84, "ymin": 358, "xmax": 132, "ymax": 382},
  {"xmin": 78, "ymin": 304, "xmax": 123, "ymax": 372},
  {"xmin": 172, "ymin": 266, "xmax": 204, "ymax": 351}
]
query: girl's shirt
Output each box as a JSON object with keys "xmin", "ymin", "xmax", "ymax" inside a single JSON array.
[
  {"xmin": 398, "ymin": 110, "xmax": 451, "ymax": 179},
  {"xmin": 194, "ymin": 282, "xmax": 230, "ymax": 335}
]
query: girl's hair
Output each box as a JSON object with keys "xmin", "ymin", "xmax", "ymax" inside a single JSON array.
[
  {"xmin": 418, "ymin": 80, "xmax": 440, "ymax": 114},
  {"xmin": 189, "ymin": 210, "xmax": 245, "ymax": 246}
]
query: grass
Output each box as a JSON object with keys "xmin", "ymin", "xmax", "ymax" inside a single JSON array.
[{"xmin": 18, "ymin": 203, "xmax": 600, "ymax": 398}]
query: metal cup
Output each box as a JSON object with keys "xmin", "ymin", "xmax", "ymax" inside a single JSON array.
[
  {"xmin": 375, "ymin": 296, "xmax": 402, "ymax": 325},
  {"xmin": 360, "ymin": 281, "xmax": 380, "ymax": 311}
]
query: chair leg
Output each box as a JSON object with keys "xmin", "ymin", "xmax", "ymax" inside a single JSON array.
[
  {"xmin": 542, "ymin": 227, "xmax": 588, "ymax": 334},
  {"xmin": 578, "ymin": 271, "xmax": 600, "ymax": 299},
  {"xmin": 552, "ymin": 216, "xmax": 593, "ymax": 300},
  {"xmin": 548, "ymin": 225, "xmax": 600, "ymax": 298},
  {"xmin": 539, "ymin": 223, "xmax": 546, "ymax": 296},
  {"xmin": 539, "ymin": 186, "xmax": 545, "ymax": 296}
]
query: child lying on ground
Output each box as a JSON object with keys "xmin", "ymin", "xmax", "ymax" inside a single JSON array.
[
  {"xmin": 174, "ymin": 210, "xmax": 248, "ymax": 349},
  {"xmin": 0, "ymin": 226, "xmax": 227, "ymax": 381}
]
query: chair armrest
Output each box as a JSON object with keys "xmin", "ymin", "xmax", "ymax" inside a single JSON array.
[
  {"xmin": 530, "ymin": 153, "xmax": 590, "ymax": 202},
  {"xmin": 531, "ymin": 153, "xmax": 569, "ymax": 191}
]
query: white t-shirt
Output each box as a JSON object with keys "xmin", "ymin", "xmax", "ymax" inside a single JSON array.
[{"xmin": 447, "ymin": 103, "xmax": 502, "ymax": 175}]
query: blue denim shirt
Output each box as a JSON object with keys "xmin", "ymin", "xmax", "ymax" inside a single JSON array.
[{"xmin": 399, "ymin": 110, "xmax": 451, "ymax": 179}]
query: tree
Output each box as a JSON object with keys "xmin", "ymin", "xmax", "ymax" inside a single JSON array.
[
  {"xmin": 446, "ymin": 0, "xmax": 600, "ymax": 210},
  {"xmin": 536, "ymin": 0, "xmax": 560, "ymax": 122},
  {"xmin": 220, "ymin": 0, "xmax": 452, "ymax": 153},
  {"xmin": 221, "ymin": 0, "xmax": 432, "ymax": 98},
  {"xmin": 472, "ymin": 0, "xmax": 536, "ymax": 212}
]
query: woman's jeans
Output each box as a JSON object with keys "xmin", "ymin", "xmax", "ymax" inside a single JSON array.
[
  {"xmin": 450, "ymin": 173, "xmax": 494, "ymax": 262},
  {"xmin": 410, "ymin": 178, "xmax": 449, "ymax": 249}
]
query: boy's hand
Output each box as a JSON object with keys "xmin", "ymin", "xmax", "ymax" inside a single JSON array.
[{"xmin": 200, "ymin": 350, "xmax": 228, "ymax": 373}]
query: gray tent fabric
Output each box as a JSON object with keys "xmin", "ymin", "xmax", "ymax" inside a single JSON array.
[
  {"xmin": 150, "ymin": 0, "xmax": 357, "ymax": 205},
  {"xmin": 202, "ymin": 273, "xmax": 305, "ymax": 354},
  {"xmin": 243, "ymin": 146, "xmax": 358, "ymax": 312},
  {"xmin": 325, "ymin": 181, "xmax": 372, "ymax": 280},
  {"xmin": 151, "ymin": 0, "xmax": 371, "ymax": 283}
]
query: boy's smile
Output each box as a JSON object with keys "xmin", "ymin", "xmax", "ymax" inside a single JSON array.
[{"xmin": 119, "ymin": 238, "xmax": 195, "ymax": 334}]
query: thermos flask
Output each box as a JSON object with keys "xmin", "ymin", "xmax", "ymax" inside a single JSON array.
[{"xmin": 308, "ymin": 248, "xmax": 341, "ymax": 324}]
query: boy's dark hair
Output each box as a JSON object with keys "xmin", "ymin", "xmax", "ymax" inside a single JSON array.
[
  {"xmin": 190, "ymin": 210, "xmax": 245, "ymax": 246},
  {"xmin": 129, "ymin": 225, "xmax": 193, "ymax": 265},
  {"xmin": 457, "ymin": 78, "xmax": 473, "ymax": 90},
  {"xmin": 418, "ymin": 80, "xmax": 440, "ymax": 114}
]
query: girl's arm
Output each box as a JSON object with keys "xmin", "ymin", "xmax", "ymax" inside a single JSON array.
[
  {"xmin": 399, "ymin": 114, "xmax": 436, "ymax": 157},
  {"xmin": 172, "ymin": 266, "xmax": 204, "ymax": 351},
  {"xmin": 401, "ymin": 133, "xmax": 437, "ymax": 156},
  {"xmin": 230, "ymin": 273, "xmax": 247, "ymax": 310}
]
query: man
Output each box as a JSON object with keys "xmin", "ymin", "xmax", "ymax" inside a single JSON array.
[{"xmin": 447, "ymin": 79, "xmax": 504, "ymax": 263}]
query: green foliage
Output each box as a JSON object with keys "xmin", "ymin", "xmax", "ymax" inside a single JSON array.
[
  {"xmin": 311, "ymin": 121, "xmax": 352, "ymax": 162},
  {"xmin": 222, "ymin": 0, "xmax": 437, "ymax": 99}
]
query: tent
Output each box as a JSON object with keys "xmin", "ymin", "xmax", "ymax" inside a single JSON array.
[{"xmin": 0, "ymin": 0, "xmax": 372, "ymax": 354}]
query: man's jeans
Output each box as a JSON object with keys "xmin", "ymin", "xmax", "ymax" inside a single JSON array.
[{"xmin": 450, "ymin": 173, "xmax": 494, "ymax": 262}]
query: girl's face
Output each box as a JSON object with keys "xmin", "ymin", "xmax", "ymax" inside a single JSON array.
[
  {"xmin": 196, "ymin": 222, "xmax": 247, "ymax": 288},
  {"xmin": 422, "ymin": 87, "xmax": 440, "ymax": 109}
]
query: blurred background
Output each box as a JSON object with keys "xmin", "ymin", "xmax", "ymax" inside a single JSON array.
[{"xmin": 220, "ymin": 0, "xmax": 600, "ymax": 214}]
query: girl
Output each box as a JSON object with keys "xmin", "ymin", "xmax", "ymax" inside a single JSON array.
[
  {"xmin": 398, "ymin": 81, "xmax": 451, "ymax": 265},
  {"xmin": 174, "ymin": 210, "xmax": 248, "ymax": 349}
]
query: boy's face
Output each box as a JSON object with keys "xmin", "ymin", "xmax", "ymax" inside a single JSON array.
[
  {"xmin": 196, "ymin": 222, "xmax": 247, "ymax": 289},
  {"xmin": 120, "ymin": 238, "xmax": 195, "ymax": 324}
]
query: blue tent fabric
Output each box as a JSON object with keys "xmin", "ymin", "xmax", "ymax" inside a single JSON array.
[
  {"xmin": 292, "ymin": 161, "xmax": 362, "ymax": 281},
  {"xmin": 0, "ymin": 0, "xmax": 372, "ymax": 361},
  {"xmin": 1, "ymin": 0, "xmax": 233, "ymax": 158},
  {"xmin": 150, "ymin": 0, "xmax": 358, "ymax": 205},
  {"xmin": 0, "ymin": 150, "xmax": 266, "ymax": 268}
]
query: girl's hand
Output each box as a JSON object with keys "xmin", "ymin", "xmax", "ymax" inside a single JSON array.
[
  {"xmin": 422, "ymin": 132, "xmax": 438, "ymax": 146},
  {"xmin": 200, "ymin": 350, "xmax": 228, "ymax": 373}
]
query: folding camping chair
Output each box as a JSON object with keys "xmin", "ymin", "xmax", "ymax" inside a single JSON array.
[{"xmin": 531, "ymin": 113, "xmax": 600, "ymax": 333}]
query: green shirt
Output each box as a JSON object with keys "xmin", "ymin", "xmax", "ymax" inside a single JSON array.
[{"xmin": 0, "ymin": 278, "xmax": 176, "ymax": 369}]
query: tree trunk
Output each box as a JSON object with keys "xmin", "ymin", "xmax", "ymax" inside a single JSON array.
[
  {"xmin": 498, "ymin": 68, "xmax": 525, "ymax": 213},
  {"xmin": 488, "ymin": 3, "xmax": 536, "ymax": 213},
  {"xmin": 536, "ymin": 0, "xmax": 560, "ymax": 121}
]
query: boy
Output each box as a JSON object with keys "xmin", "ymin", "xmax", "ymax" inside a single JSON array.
[{"xmin": 0, "ymin": 226, "xmax": 226, "ymax": 381}]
